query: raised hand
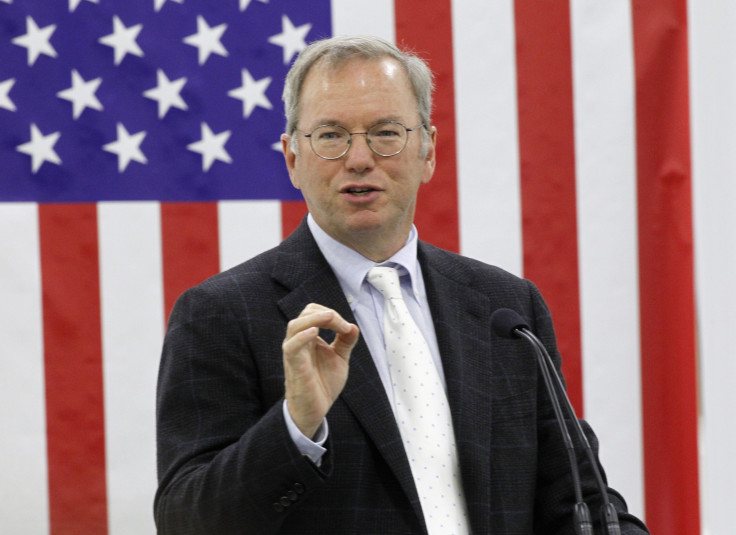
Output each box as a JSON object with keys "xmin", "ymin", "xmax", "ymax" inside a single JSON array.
[{"xmin": 282, "ymin": 303, "xmax": 360, "ymax": 438}]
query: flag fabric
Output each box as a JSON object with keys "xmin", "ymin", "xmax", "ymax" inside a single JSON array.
[
  {"xmin": 2, "ymin": 0, "xmax": 318, "ymax": 202},
  {"xmin": 1, "ymin": 1, "xmax": 733, "ymax": 534}
]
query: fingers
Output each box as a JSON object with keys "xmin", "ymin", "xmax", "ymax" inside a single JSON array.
[
  {"xmin": 282, "ymin": 304, "xmax": 360, "ymax": 374},
  {"xmin": 283, "ymin": 304, "xmax": 358, "ymax": 357},
  {"xmin": 286, "ymin": 303, "xmax": 355, "ymax": 338}
]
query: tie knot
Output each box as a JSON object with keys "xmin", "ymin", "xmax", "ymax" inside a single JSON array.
[{"xmin": 367, "ymin": 266, "xmax": 402, "ymax": 300}]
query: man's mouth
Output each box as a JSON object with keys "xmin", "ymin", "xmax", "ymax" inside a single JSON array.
[{"xmin": 345, "ymin": 186, "xmax": 376, "ymax": 196}]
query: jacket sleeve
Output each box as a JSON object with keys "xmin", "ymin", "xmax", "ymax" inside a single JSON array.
[{"xmin": 154, "ymin": 282, "xmax": 332, "ymax": 535}]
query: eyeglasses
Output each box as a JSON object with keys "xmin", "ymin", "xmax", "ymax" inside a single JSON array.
[{"xmin": 294, "ymin": 121, "xmax": 425, "ymax": 160}]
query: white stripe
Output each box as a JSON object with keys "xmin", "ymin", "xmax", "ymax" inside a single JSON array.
[
  {"xmin": 218, "ymin": 200, "xmax": 283, "ymax": 271},
  {"xmin": 688, "ymin": 2, "xmax": 736, "ymax": 534},
  {"xmin": 453, "ymin": 0, "xmax": 522, "ymax": 274},
  {"xmin": 0, "ymin": 203, "xmax": 49, "ymax": 534},
  {"xmin": 570, "ymin": 0, "xmax": 645, "ymax": 518},
  {"xmin": 99, "ymin": 202, "xmax": 163, "ymax": 534},
  {"xmin": 330, "ymin": 0, "xmax": 395, "ymax": 43}
]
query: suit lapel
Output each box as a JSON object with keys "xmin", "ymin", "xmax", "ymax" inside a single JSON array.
[
  {"xmin": 273, "ymin": 222, "xmax": 423, "ymax": 520},
  {"xmin": 419, "ymin": 243, "xmax": 493, "ymax": 532}
]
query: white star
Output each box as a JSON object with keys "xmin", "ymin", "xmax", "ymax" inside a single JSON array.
[
  {"xmin": 240, "ymin": 0, "xmax": 268, "ymax": 12},
  {"xmin": 56, "ymin": 70, "xmax": 103, "ymax": 119},
  {"xmin": 0, "ymin": 79, "xmax": 16, "ymax": 112},
  {"xmin": 17, "ymin": 124, "xmax": 62, "ymax": 173},
  {"xmin": 69, "ymin": 0, "xmax": 98, "ymax": 12},
  {"xmin": 227, "ymin": 69, "xmax": 272, "ymax": 119},
  {"xmin": 187, "ymin": 123, "xmax": 232, "ymax": 172},
  {"xmin": 103, "ymin": 123, "xmax": 147, "ymax": 172},
  {"xmin": 143, "ymin": 69, "xmax": 187, "ymax": 119},
  {"xmin": 12, "ymin": 16, "xmax": 57, "ymax": 66},
  {"xmin": 99, "ymin": 16, "xmax": 144, "ymax": 66},
  {"xmin": 154, "ymin": 0, "xmax": 183, "ymax": 13},
  {"xmin": 1, "ymin": 0, "xmax": 14, "ymax": 4},
  {"xmin": 268, "ymin": 15, "xmax": 311, "ymax": 64},
  {"xmin": 183, "ymin": 16, "xmax": 228, "ymax": 66}
]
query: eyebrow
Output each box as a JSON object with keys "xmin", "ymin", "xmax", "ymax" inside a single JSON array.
[{"xmin": 307, "ymin": 116, "xmax": 408, "ymax": 129}]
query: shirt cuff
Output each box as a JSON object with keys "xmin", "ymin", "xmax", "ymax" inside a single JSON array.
[{"xmin": 282, "ymin": 399, "xmax": 328, "ymax": 466}]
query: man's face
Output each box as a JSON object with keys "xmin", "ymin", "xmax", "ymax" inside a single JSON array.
[{"xmin": 282, "ymin": 57, "xmax": 436, "ymax": 260}]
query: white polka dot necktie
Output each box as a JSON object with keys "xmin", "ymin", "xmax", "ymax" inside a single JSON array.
[{"xmin": 367, "ymin": 266, "xmax": 470, "ymax": 535}]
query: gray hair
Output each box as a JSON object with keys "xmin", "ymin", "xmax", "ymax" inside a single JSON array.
[{"xmin": 282, "ymin": 35, "xmax": 434, "ymax": 139}]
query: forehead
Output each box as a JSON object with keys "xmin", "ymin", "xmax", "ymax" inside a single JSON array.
[{"xmin": 299, "ymin": 57, "xmax": 418, "ymax": 125}]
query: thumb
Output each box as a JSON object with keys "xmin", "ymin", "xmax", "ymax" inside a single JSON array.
[{"xmin": 332, "ymin": 323, "xmax": 360, "ymax": 357}]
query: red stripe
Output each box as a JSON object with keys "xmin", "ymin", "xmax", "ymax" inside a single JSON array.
[
  {"xmin": 631, "ymin": 1, "xmax": 700, "ymax": 533},
  {"xmin": 161, "ymin": 202, "xmax": 220, "ymax": 320},
  {"xmin": 39, "ymin": 203, "xmax": 108, "ymax": 535},
  {"xmin": 281, "ymin": 200, "xmax": 308, "ymax": 239},
  {"xmin": 395, "ymin": 0, "xmax": 460, "ymax": 253},
  {"xmin": 513, "ymin": 1, "xmax": 583, "ymax": 411}
]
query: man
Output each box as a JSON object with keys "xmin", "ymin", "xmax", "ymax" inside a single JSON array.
[{"xmin": 155, "ymin": 35, "xmax": 649, "ymax": 534}]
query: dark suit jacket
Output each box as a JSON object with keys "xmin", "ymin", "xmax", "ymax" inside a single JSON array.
[{"xmin": 155, "ymin": 220, "xmax": 648, "ymax": 534}]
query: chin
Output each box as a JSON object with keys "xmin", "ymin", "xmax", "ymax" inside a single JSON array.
[{"xmin": 344, "ymin": 211, "xmax": 385, "ymax": 232}]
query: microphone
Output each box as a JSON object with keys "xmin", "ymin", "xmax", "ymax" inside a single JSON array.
[{"xmin": 490, "ymin": 308, "xmax": 621, "ymax": 535}]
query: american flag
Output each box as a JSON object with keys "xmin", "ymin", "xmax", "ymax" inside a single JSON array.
[{"xmin": 1, "ymin": 1, "xmax": 733, "ymax": 534}]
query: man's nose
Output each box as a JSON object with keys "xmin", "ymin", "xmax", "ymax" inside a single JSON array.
[{"xmin": 344, "ymin": 133, "xmax": 375, "ymax": 171}]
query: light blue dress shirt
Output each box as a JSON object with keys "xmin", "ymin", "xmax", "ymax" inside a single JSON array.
[{"xmin": 283, "ymin": 214, "xmax": 447, "ymax": 464}]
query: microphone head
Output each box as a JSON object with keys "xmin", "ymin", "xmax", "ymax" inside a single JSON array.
[{"xmin": 490, "ymin": 308, "xmax": 530, "ymax": 339}]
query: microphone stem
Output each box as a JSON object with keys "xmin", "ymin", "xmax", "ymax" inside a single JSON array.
[
  {"xmin": 525, "ymin": 330, "xmax": 621, "ymax": 535},
  {"xmin": 516, "ymin": 329, "xmax": 593, "ymax": 534}
]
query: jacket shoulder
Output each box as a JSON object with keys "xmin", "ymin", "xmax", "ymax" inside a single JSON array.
[{"xmin": 418, "ymin": 241, "xmax": 529, "ymax": 291}]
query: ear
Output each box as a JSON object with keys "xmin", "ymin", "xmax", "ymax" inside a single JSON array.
[
  {"xmin": 281, "ymin": 133, "xmax": 301, "ymax": 189},
  {"xmin": 421, "ymin": 125, "xmax": 438, "ymax": 185}
]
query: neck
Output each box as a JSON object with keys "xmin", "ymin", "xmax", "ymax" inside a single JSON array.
[
  {"xmin": 338, "ymin": 229, "xmax": 408, "ymax": 263},
  {"xmin": 306, "ymin": 213, "xmax": 414, "ymax": 263}
]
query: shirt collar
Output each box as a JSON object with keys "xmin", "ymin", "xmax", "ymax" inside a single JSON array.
[{"xmin": 307, "ymin": 213, "xmax": 422, "ymax": 301}]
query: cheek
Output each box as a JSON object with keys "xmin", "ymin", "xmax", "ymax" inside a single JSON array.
[
  {"xmin": 394, "ymin": 159, "xmax": 432, "ymax": 191},
  {"xmin": 292, "ymin": 162, "xmax": 331, "ymax": 198}
]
